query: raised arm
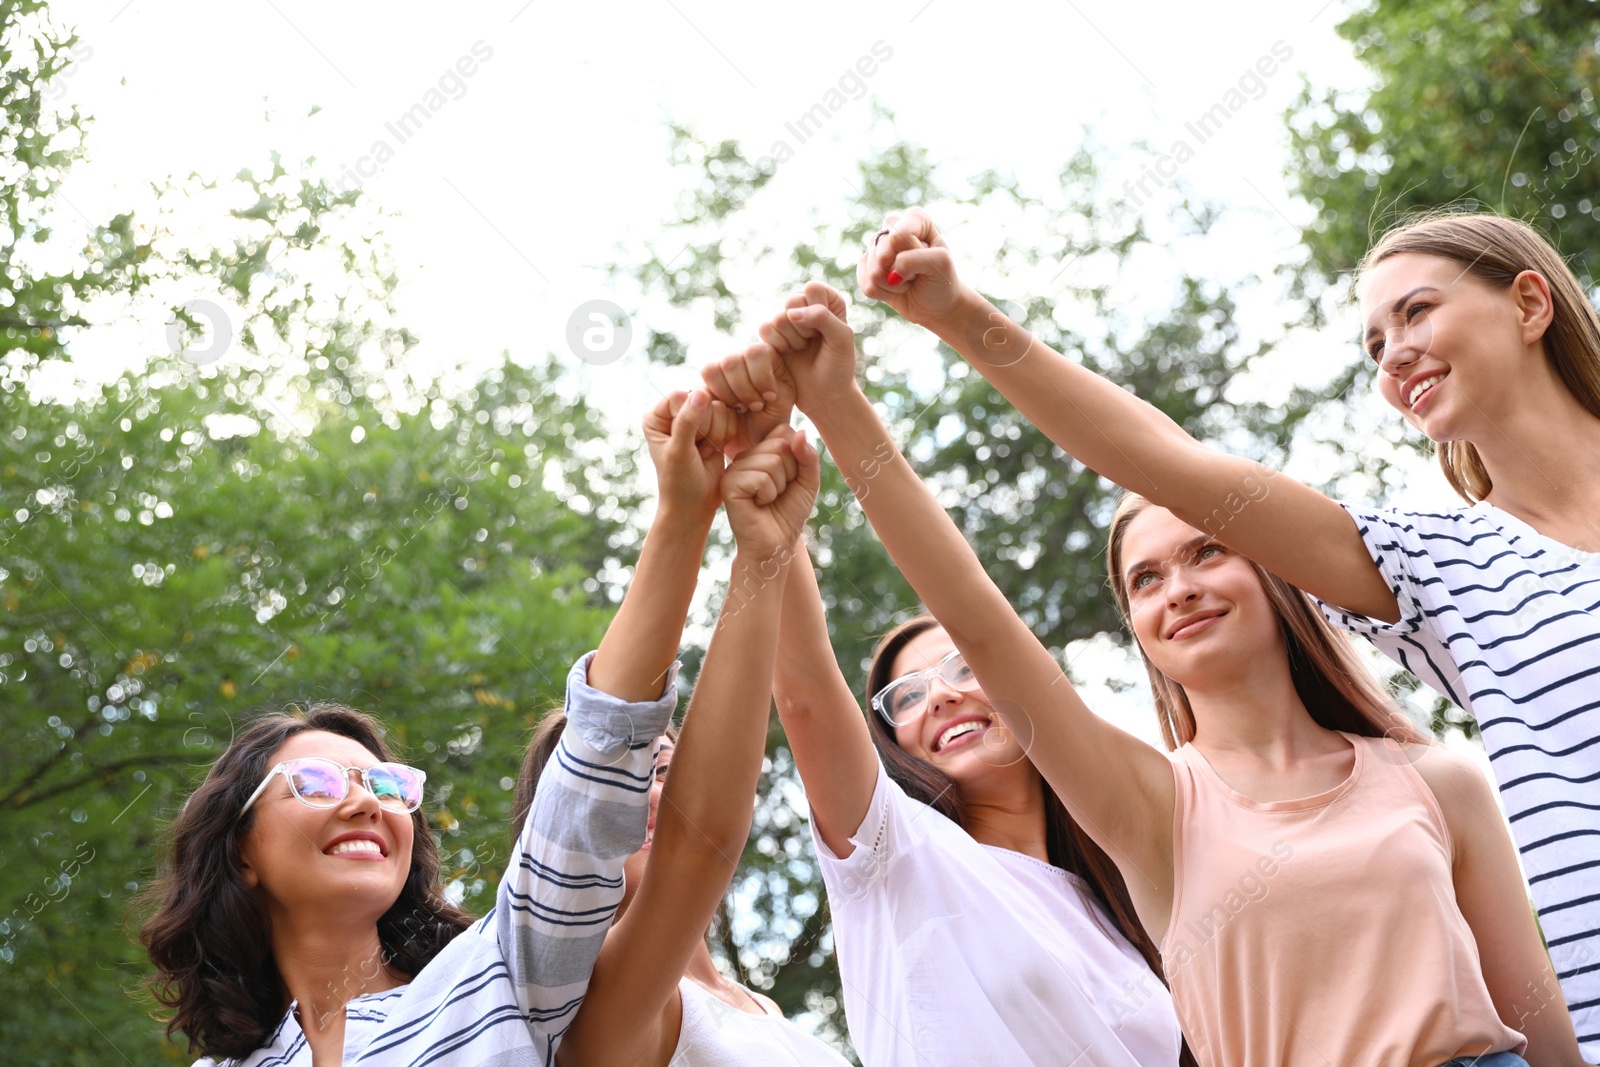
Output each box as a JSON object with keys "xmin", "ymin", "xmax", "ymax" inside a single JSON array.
[
  {"xmin": 498, "ymin": 390, "xmax": 726, "ymax": 1063},
  {"xmin": 559, "ymin": 426, "xmax": 821, "ymax": 1066},
  {"xmin": 1414, "ymin": 749, "xmax": 1590, "ymax": 1067},
  {"xmin": 701, "ymin": 310, "xmax": 881, "ymax": 859},
  {"xmin": 858, "ymin": 209, "xmax": 1401, "ymax": 624},
  {"xmin": 711, "ymin": 286, "xmax": 1176, "ymax": 925}
]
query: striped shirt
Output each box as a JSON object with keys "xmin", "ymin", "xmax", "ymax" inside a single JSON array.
[
  {"xmin": 1319, "ymin": 502, "xmax": 1600, "ymax": 1057},
  {"xmin": 201, "ymin": 651, "xmax": 677, "ymax": 1067}
]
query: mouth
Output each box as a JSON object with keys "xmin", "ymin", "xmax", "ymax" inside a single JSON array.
[
  {"xmin": 933, "ymin": 716, "xmax": 991, "ymax": 754},
  {"xmin": 1405, "ymin": 371, "xmax": 1447, "ymax": 411},
  {"xmin": 1167, "ymin": 609, "xmax": 1226, "ymax": 641},
  {"xmin": 324, "ymin": 833, "xmax": 387, "ymax": 859}
]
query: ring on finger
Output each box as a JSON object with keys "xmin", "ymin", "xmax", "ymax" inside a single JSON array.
[{"xmin": 872, "ymin": 228, "xmax": 891, "ymax": 248}]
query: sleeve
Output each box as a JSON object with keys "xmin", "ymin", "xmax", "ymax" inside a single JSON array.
[
  {"xmin": 810, "ymin": 759, "xmax": 927, "ymax": 907},
  {"xmin": 495, "ymin": 650, "xmax": 678, "ymax": 1066},
  {"xmin": 1316, "ymin": 504, "xmax": 1469, "ymax": 708}
]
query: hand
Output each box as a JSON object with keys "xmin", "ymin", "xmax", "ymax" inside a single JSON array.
[
  {"xmin": 642, "ymin": 390, "xmax": 733, "ymax": 523},
  {"xmin": 857, "ymin": 209, "xmax": 969, "ymax": 328},
  {"xmin": 749, "ymin": 282, "xmax": 858, "ymax": 421},
  {"xmin": 700, "ymin": 341, "xmax": 794, "ymax": 459},
  {"xmin": 721, "ymin": 426, "xmax": 820, "ymax": 560}
]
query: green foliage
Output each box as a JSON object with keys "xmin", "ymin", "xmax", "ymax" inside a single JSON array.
[{"xmin": 1287, "ymin": 0, "xmax": 1600, "ymax": 288}]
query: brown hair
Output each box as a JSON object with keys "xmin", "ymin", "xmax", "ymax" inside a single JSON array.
[
  {"xmin": 1359, "ymin": 210, "xmax": 1600, "ymax": 501},
  {"xmin": 138, "ymin": 704, "xmax": 473, "ymax": 1061},
  {"xmin": 865, "ymin": 619, "xmax": 1177, "ymax": 996},
  {"xmin": 1106, "ymin": 493, "xmax": 1428, "ymax": 749}
]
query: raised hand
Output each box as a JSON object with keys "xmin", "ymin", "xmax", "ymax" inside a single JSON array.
[
  {"xmin": 721, "ymin": 426, "xmax": 820, "ymax": 561},
  {"xmin": 642, "ymin": 389, "xmax": 732, "ymax": 523},
  {"xmin": 734, "ymin": 282, "xmax": 858, "ymax": 422},
  {"xmin": 857, "ymin": 208, "xmax": 969, "ymax": 328},
  {"xmin": 698, "ymin": 341, "xmax": 794, "ymax": 459}
]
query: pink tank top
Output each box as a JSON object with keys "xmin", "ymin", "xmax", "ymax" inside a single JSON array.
[{"xmin": 1164, "ymin": 732, "xmax": 1525, "ymax": 1066}]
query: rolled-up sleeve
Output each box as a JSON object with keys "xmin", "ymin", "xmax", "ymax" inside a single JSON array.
[{"xmin": 495, "ymin": 650, "xmax": 678, "ymax": 1064}]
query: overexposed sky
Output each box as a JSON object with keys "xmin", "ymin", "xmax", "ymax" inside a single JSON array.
[{"xmin": 41, "ymin": 0, "xmax": 1472, "ymax": 749}]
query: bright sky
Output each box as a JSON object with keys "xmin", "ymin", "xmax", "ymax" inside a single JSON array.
[{"xmin": 43, "ymin": 0, "xmax": 1478, "ymax": 750}]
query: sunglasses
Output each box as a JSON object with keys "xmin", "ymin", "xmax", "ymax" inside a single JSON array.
[
  {"xmin": 871, "ymin": 649, "xmax": 980, "ymax": 727},
  {"xmin": 240, "ymin": 757, "xmax": 426, "ymax": 818}
]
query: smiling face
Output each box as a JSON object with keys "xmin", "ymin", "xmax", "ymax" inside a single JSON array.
[
  {"xmin": 886, "ymin": 627, "xmax": 1030, "ymax": 786},
  {"xmin": 1117, "ymin": 505, "xmax": 1284, "ymax": 687},
  {"xmin": 1358, "ymin": 252, "xmax": 1536, "ymax": 442},
  {"xmin": 237, "ymin": 729, "xmax": 414, "ymax": 928}
]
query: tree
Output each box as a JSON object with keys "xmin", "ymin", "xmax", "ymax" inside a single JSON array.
[
  {"xmin": 1286, "ymin": 0, "xmax": 1600, "ymax": 289},
  {"xmin": 0, "ymin": 3, "xmax": 643, "ymax": 1058}
]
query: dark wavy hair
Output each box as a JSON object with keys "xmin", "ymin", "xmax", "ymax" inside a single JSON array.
[
  {"xmin": 138, "ymin": 703, "xmax": 474, "ymax": 1061},
  {"xmin": 867, "ymin": 617, "xmax": 1197, "ymax": 1067}
]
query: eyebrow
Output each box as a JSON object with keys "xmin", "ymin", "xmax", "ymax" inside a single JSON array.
[
  {"xmin": 1124, "ymin": 534, "xmax": 1213, "ymax": 583},
  {"xmin": 1363, "ymin": 286, "xmax": 1439, "ymax": 343}
]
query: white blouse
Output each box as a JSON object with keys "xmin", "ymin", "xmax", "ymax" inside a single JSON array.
[{"xmin": 814, "ymin": 761, "xmax": 1181, "ymax": 1066}]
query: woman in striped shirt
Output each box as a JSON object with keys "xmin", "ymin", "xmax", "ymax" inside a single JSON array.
[
  {"xmin": 138, "ymin": 391, "xmax": 720, "ymax": 1066},
  {"xmin": 858, "ymin": 207, "xmax": 1600, "ymax": 1058}
]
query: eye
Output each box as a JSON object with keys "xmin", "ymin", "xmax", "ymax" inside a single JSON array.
[
  {"xmin": 1366, "ymin": 337, "xmax": 1384, "ymax": 363},
  {"xmin": 1405, "ymin": 301, "xmax": 1429, "ymax": 321},
  {"xmin": 1196, "ymin": 543, "xmax": 1225, "ymax": 562},
  {"xmin": 1129, "ymin": 570, "xmax": 1158, "ymax": 592}
]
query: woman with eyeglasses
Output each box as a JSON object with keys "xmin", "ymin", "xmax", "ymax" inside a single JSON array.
[
  {"xmin": 859, "ymin": 209, "xmax": 1600, "ymax": 1057},
  {"xmin": 701, "ymin": 284, "xmax": 1585, "ymax": 1066},
  {"xmin": 138, "ymin": 391, "xmax": 728, "ymax": 1066},
  {"xmin": 699, "ymin": 287, "xmax": 1187, "ymax": 1067}
]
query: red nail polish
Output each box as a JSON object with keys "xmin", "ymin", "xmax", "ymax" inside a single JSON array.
[{"xmin": 886, "ymin": 270, "xmax": 904, "ymax": 286}]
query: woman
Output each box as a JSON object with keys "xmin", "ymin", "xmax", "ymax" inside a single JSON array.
[
  {"xmin": 139, "ymin": 390, "xmax": 718, "ymax": 1065},
  {"xmin": 703, "ymin": 284, "xmax": 1586, "ymax": 1065},
  {"xmin": 700, "ymin": 288, "xmax": 1185, "ymax": 1067},
  {"xmin": 859, "ymin": 209, "xmax": 1600, "ymax": 1056},
  {"xmin": 511, "ymin": 390, "xmax": 850, "ymax": 1066}
]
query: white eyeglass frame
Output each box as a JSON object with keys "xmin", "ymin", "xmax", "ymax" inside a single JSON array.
[
  {"xmin": 870, "ymin": 649, "xmax": 978, "ymax": 727},
  {"xmin": 239, "ymin": 757, "xmax": 426, "ymax": 818}
]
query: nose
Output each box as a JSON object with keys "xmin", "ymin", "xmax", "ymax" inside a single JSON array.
[
  {"xmin": 1378, "ymin": 324, "xmax": 1420, "ymax": 374},
  {"xmin": 925, "ymin": 674, "xmax": 966, "ymax": 717},
  {"xmin": 336, "ymin": 768, "xmax": 384, "ymax": 819},
  {"xmin": 1165, "ymin": 565, "xmax": 1203, "ymax": 607}
]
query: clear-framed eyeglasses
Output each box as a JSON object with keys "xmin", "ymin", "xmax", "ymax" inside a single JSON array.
[
  {"xmin": 871, "ymin": 649, "xmax": 981, "ymax": 727},
  {"xmin": 239, "ymin": 757, "xmax": 426, "ymax": 818}
]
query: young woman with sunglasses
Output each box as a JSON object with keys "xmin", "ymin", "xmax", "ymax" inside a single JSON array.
[
  {"xmin": 859, "ymin": 209, "xmax": 1600, "ymax": 1057},
  {"xmin": 139, "ymin": 391, "xmax": 728, "ymax": 1065},
  {"xmin": 508, "ymin": 396, "xmax": 852, "ymax": 1067},
  {"xmin": 699, "ymin": 287, "xmax": 1186, "ymax": 1067},
  {"xmin": 702, "ymin": 284, "xmax": 1586, "ymax": 1065}
]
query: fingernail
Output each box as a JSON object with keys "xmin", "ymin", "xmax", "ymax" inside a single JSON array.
[
  {"xmin": 886, "ymin": 270, "xmax": 904, "ymax": 286},
  {"xmin": 685, "ymin": 391, "xmax": 705, "ymax": 408}
]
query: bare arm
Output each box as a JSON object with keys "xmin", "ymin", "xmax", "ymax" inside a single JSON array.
[
  {"xmin": 1415, "ymin": 748, "xmax": 1589, "ymax": 1066},
  {"xmin": 561, "ymin": 429, "xmax": 820, "ymax": 1067},
  {"xmin": 770, "ymin": 542, "xmax": 880, "ymax": 858},
  {"xmin": 718, "ymin": 289, "xmax": 1177, "ymax": 927},
  {"xmin": 860, "ymin": 210, "xmax": 1401, "ymax": 624}
]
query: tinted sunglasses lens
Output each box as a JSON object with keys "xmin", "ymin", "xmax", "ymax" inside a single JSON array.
[
  {"xmin": 368, "ymin": 764, "xmax": 422, "ymax": 810},
  {"xmin": 287, "ymin": 760, "xmax": 346, "ymax": 805}
]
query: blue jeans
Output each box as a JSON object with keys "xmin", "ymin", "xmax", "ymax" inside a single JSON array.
[{"xmin": 1440, "ymin": 1054, "xmax": 1528, "ymax": 1067}]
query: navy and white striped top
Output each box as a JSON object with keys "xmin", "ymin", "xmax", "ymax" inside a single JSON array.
[
  {"xmin": 1319, "ymin": 502, "xmax": 1599, "ymax": 1058},
  {"xmin": 200, "ymin": 651, "xmax": 677, "ymax": 1067}
]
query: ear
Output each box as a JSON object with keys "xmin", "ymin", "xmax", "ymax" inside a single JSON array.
[
  {"xmin": 1510, "ymin": 269, "xmax": 1555, "ymax": 346},
  {"xmin": 238, "ymin": 842, "xmax": 261, "ymax": 888}
]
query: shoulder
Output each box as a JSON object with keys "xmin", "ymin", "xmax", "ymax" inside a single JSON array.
[{"xmin": 1401, "ymin": 743, "xmax": 1503, "ymax": 845}]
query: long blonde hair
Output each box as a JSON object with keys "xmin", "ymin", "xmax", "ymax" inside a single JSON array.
[
  {"xmin": 1106, "ymin": 493, "xmax": 1427, "ymax": 749},
  {"xmin": 1359, "ymin": 210, "xmax": 1600, "ymax": 501}
]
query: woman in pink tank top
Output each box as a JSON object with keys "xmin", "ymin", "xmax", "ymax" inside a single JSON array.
[{"xmin": 696, "ymin": 283, "xmax": 1589, "ymax": 1066}]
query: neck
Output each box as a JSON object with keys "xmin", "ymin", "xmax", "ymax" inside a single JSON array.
[
  {"xmin": 1472, "ymin": 363, "xmax": 1600, "ymax": 544},
  {"xmin": 961, "ymin": 768, "xmax": 1050, "ymax": 863},
  {"xmin": 269, "ymin": 911, "xmax": 405, "ymax": 1031},
  {"xmin": 1182, "ymin": 653, "xmax": 1334, "ymax": 763}
]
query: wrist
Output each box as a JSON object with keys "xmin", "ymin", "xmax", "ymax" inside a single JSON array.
[
  {"xmin": 730, "ymin": 538, "xmax": 802, "ymax": 578},
  {"xmin": 921, "ymin": 284, "xmax": 990, "ymax": 338},
  {"xmin": 652, "ymin": 502, "xmax": 716, "ymax": 536}
]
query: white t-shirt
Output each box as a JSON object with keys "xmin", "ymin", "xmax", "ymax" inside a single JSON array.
[
  {"xmin": 813, "ymin": 761, "xmax": 1182, "ymax": 1067},
  {"xmin": 1320, "ymin": 501, "xmax": 1600, "ymax": 1058},
  {"xmin": 668, "ymin": 977, "xmax": 853, "ymax": 1067}
]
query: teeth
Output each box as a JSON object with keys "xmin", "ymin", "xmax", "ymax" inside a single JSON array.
[
  {"xmin": 329, "ymin": 839, "xmax": 382, "ymax": 856},
  {"xmin": 937, "ymin": 720, "xmax": 986, "ymax": 751},
  {"xmin": 1408, "ymin": 374, "xmax": 1444, "ymax": 407}
]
